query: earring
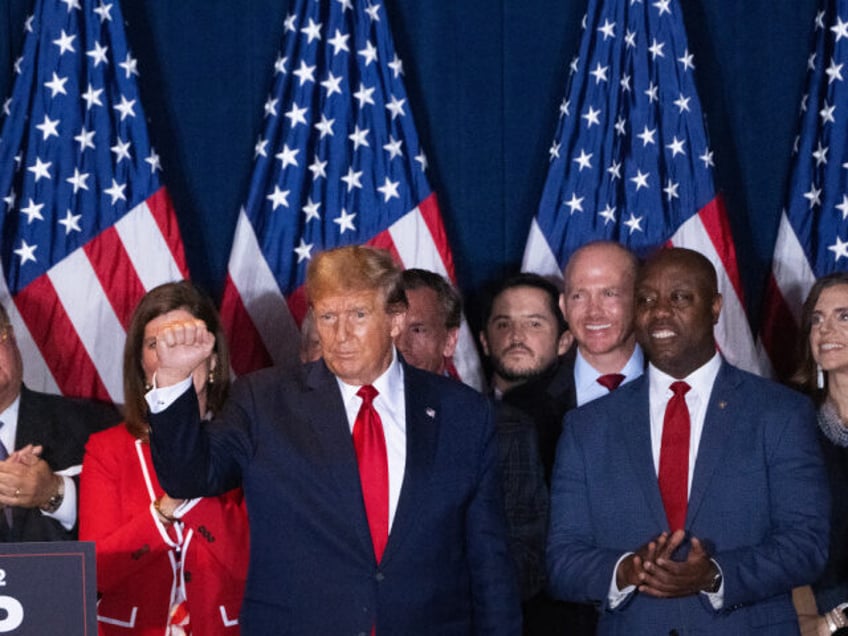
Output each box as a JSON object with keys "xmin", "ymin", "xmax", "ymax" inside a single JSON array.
[
  {"xmin": 208, "ymin": 370, "xmax": 215, "ymax": 385},
  {"xmin": 144, "ymin": 381, "xmax": 153, "ymax": 392},
  {"xmin": 817, "ymin": 364, "xmax": 825, "ymax": 390}
]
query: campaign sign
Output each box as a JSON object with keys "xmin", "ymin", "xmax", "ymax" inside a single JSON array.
[{"xmin": 0, "ymin": 542, "xmax": 96, "ymax": 635}]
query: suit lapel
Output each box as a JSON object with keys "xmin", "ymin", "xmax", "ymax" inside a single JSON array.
[
  {"xmin": 380, "ymin": 365, "xmax": 438, "ymax": 566},
  {"xmin": 302, "ymin": 362, "xmax": 377, "ymax": 561},
  {"xmin": 686, "ymin": 362, "xmax": 738, "ymax": 525},
  {"xmin": 620, "ymin": 378, "xmax": 669, "ymax": 529}
]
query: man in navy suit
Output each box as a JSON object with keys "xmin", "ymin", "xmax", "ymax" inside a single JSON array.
[
  {"xmin": 146, "ymin": 245, "xmax": 521, "ymax": 635},
  {"xmin": 547, "ymin": 247, "xmax": 830, "ymax": 634}
]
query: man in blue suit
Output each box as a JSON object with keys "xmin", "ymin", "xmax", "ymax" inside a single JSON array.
[
  {"xmin": 547, "ymin": 247, "xmax": 829, "ymax": 634},
  {"xmin": 146, "ymin": 245, "xmax": 521, "ymax": 635}
]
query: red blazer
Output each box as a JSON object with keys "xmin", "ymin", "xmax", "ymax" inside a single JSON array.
[{"xmin": 80, "ymin": 424, "xmax": 249, "ymax": 635}]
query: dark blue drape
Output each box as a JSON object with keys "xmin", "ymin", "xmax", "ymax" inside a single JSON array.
[{"xmin": 0, "ymin": 0, "xmax": 818, "ymax": 327}]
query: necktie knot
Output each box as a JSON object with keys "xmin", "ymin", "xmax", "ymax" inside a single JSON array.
[
  {"xmin": 597, "ymin": 373, "xmax": 626, "ymax": 391},
  {"xmin": 357, "ymin": 384, "xmax": 378, "ymax": 405},
  {"xmin": 670, "ymin": 380, "xmax": 690, "ymax": 397}
]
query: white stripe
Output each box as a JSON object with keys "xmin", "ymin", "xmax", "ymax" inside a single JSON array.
[
  {"xmin": 769, "ymin": 211, "xmax": 816, "ymax": 326},
  {"xmin": 48, "ymin": 250, "xmax": 125, "ymax": 402},
  {"xmin": 0, "ymin": 276, "xmax": 59, "ymax": 394},
  {"xmin": 670, "ymin": 214, "xmax": 762, "ymax": 375},
  {"xmin": 389, "ymin": 208, "xmax": 484, "ymax": 390},
  {"xmin": 521, "ymin": 218, "xmax": 563, "ymax": 279},
  {"xmin": 115, "ymin": 200, "xmax": 184, "ymax": 289},
  {"xmin": 227, "ymin": 208, "xmax": 300, "ymax": 368}
]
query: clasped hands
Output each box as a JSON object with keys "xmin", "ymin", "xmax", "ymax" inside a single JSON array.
[
  {"xmin": 616, "ymin": 529, "xmax": 719, "ymax": 598},
  {"xmin": 0, "ymin": 444, "xmax": 61, "ymax": 509}
]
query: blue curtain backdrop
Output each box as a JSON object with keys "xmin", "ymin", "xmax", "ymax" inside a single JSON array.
[{"xmin": 0, "ymin": 0, "xmax": 817, "ymax": 328}]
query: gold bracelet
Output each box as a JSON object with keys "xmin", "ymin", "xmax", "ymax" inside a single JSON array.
[{"xmin": 153, "ymin": 497, "xmax": 177, "ymax": 524}]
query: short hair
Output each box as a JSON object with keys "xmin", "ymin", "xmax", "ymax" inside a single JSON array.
[
  {"xmin": 792, "ymin": 271, "xmax": 848, "ymax": 401},
  {"xmin": 123, "ymin": 281, "xmax": 230, "ymax": 439},
  {"xmin": 306, "ymin": 245, "xmax": 407, "ymax": 312},
  {"xmin": 639, "ymin": 246, "xmax": 718, "ymax": 294},
  {"xmin": 481, "ymin": 272, "xmax": 567, "ymax": 335},
  {"xmin": 0, "ymin": 303, "xmax": 10, "ymax": 327},
  {"xmin": 400, "ymin": 268, "xmax": 462, "ymax": 330},
  {"xmin": 563, "ymin": 240, "xmax": 639, "ymax": 294}
]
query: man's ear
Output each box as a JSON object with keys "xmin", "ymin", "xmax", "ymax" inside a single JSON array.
[
  {"xmin": 479, "ymin": 330, "xmax": 490, "ymax": 357},
  {"xmin": 443, "ymin": 327, "xmax": 460, "ymax": 358},
  {"xmin": 711, "ymin": 293, "xmax": 723, "ymax": 325},
  {"xmin": 557, "ymin": 330, "xmax": 574, "ymax": 355},
  {"xmin": 389, "ymin": 309, "xmax": 406, "ymax": 339}
]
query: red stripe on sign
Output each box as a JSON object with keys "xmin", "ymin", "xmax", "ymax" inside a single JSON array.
[
  {"xmin": 15, "ymin": 276, "xmax": 111, "ymax": 401},
  {"xmin": 84, "ymin": 226, "xmax": 146, "ymax": 330},
  {"xmin": 146, "ymin": 188, "xmax": 190, "ymax": 278},
  {"xmin": 220, "ymin": 275, "xmax": 274, "ymax": 376}
]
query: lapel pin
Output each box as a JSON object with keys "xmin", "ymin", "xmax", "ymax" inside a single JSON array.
[
  {"xmin": 425, "ymin": 408, "xmax": 436, "ymax": 419},
  {"xmin": 718, "ymin": 401, "xmax": 727, "ymax": 409}
]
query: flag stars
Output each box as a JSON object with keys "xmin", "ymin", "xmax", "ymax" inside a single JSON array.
[
  {"xmin": 386, "ymin": 95, "xmax": 406, "ymax": 119},
  {"xmin": 620, "ymin": 74, "xmax": 632, "ymax": 92},
  {"xmin": 637, "ymin": 125, "xmax": 657, "ymax": 146},
  {"xmin": 826, "ymin": 58, "xmax": 844, "ymax": 84},
  {"xmin": 377, "ymin": 177, "xmax": 400, "ymax": 202},
  {"xmin": 590, "ymin": 62, "xmax": 609, "ymax": 84},
  {"xmin": 829, "ymin": 236, "xmax": 848, "ymax": 261},
  {"xmin": 59, "ymin": 209, "xmax": 82, "ymax": 235},
  {"xmin": 678, "ymin": 48, "xmax": 695, "ymax": 71},
  {"xmin": 294, "ymin": 239, "xmax": 314, "ymax": 263},
  {"xmin": 267, "ymin": 185, "xmax": 290, "ymax": 210},
  {"xmin": 673, "ymin": 93, "xmax": 691, "ymax": 113},
  {"xmin": 61, "ymin": 0, "xmax": 81, "ymax": 10},
  {"xmin": 328, "ymin": 29, "xmax": 350, "ymax": 55},
  {"xmin": 73, "ymin": 127, "xmax": 96, "ymax": 152},
  {"xmin": 14, "ymin": 240, "xmax": 37, "ymax": 266},
  {"xmin": 654, "ymin": 0, "xmax": 671, "ymax": 16},
  {"xmin": 36, "ymin": 115, "xmax": 59, "ymax": 141},
  {"xmin": 359, "ymin": 41, "xmax": 378, "ymax": 66},
  {"xmin": 837, "ymin": 195, "xmax": 848, "ymax": 220},
  {"xmin": 105, "ymin": 179, "xmax": 127, "ymax": 204},
  {"xmin": 664, "ymin": 179, "xmax": 680, "ymax": 201},
  {"xmin": 284, "ymin": 13, "xmax": 296, "ymax": 32},
  {"xmin": 648, "ymin": 38, "xmax": 665, "ymax": 59},
  {"xmin": 114, "ymin": 95, "xmax": 136, "ymax": 120},
  {"xmin": 813, "ymin": 141, "xmax": 828, "ymax": 166},
  {"xmin": 309, "ymin": 157, "xmax": 327, "ymax": 180},
  {"xmin": 254, "ymin": 137, "xmax": 268, "ymax": 158},
  {"xmin": 383, "ymin": 136, "xmax": 403, "ymax": 159},
  {"xmin": 276, "ymin": 144, "xmax": 299, "ymax": 169},
  {"xmin": 119, "ymin": 53, "xmax": 138, "ymax": 78},
  {"xmin": 389, "ymin": 54, "xmax": 404, "ymax": 78},
  {"xmin": 264, "ymin": 97, "xmax": 278, "ymax": 118},
  {"xmin": 20, "ymin": 199, "xmax": 45, "ymax": 223},
  {"xmin": 349, "ymin": 125, "xmax": 370, "ymax": 150},
  {"xmin": 644, "ymin": 82, "xmax": 659, "ymax": 103},
  {"xmin": 274, "ymin": 54, "xmax": 288, "ymax": 75},
  {"xmin": 87, "ymin": 41, "xmax": 109, "ymax": 67},
  {"xmin": 607, "ymin": 161, "xmax": 622, "ymax": 180},
  {"xmin": 301, "ymin": 18, "xmax": 322, "ymax": 43},
  {"xmin": 44, "ymin": 73, "xmax": 68, "ymax": 98},
  {"xmin": 146, "ymin": 149, "xmax": 162, "ymax": 173},
  {"xmin": 66, "ymin": 168, "xmax": 90, "ymax": 193},
  {"xmin": 334, "ymin": 208, "xmax": 357, "ymax": 234},
  {"xmin": 302, "ymin": 198, "xmax": 321, "ymax": 222},
  {"xmin": 831, "ymin": 17, "xmax": 848, "ymax": 41},
  {"xmin": 293, "ymin": 60, "xmax": 316, "ymax": 86},
  {"xmin": 560, "ymin": 98, "xmax": 570, "ymax": 117},
  {"xmin": 111, "ymin": 138, "xmax": 132, "ymax": 162},
  {"xmin": 614, "ymin": 117, "xmax": 627, "ymax": 136},
  {"xmin": 597, "ymin": 19, "xmax": 615, "ymax": 40},
  {"xmin": 570, "ymin": 56, "xmax": 579, "ymax": 75},
  {"xmin": 53, "ymin": 30, "xmax": 76, "ymax": 55},
  {"xmin": 804, "ymin": 183, "xmax": 822, "ymax": 208},
  {"xmin": 321, "ymin": 72, "xmax": 343, "ymax": 97},
  {"xmin": 564, "ymin": 193, "xmax": 584, "ymax": 214},
  {"xmin": 341, "ymin": 167, "xmax": 363, "ymax": 191},
  {"xmin": 82, "ymin": 84, "xmax": 103, "ymax": 109},
  {"xmin": 820, "ymin": 102, "xmax": 836, "ymax": 124},
  {"xmin": 94, "ymin": 1, "xmax": 113, "ymax": 22},
  {"xmin": 815, "ymin": 9, "xmax": 826, "ymax": 30},
  {"xmin": 365, "ymin": 3, "xmax": 381, "ymax": 21},
  {"xmin": 582, "ymin": 106, "xmax": 601, "ymax": 128},
  {"xmin": 573, "ymin": 149, "xmax": 593, "ymax": 171},
  {"xmin": 549, "ymin": 141, "xmax": 561, "ymax": 161},
  {"xmin": 624, "ymin": 213, "xmax": 644, "ymax": 234},
  {"xmin": 354, "ymin": 83, "xmax": 376, "ymax": 108},
  {"xmin": 28, "ymin": 157, "xmax": 52, "ymax": 181},
  {"xmin": 625, "ymin": 29, "xmax": 636, "ymax": 48},
  {"xmin": 285, "ymin": 103, "xmax": 308, "ymax": 128},
  {"xmin": 415, "ymin": 152, "xmax": 428, "ymax": 172},
  {"xmin": 666, "ymin": 136, "xmax": 686, "ymax": 157},
  {"xmin": 699, "ymin": 149, "xmax": 715, "ymax": 168},
  {"xmin": 2, "ymin": 190, "xmax": 14, "ymax": 211},
  {"xmin": 808, "ymin": 53, "xmax": 817, "ymax": 71},
  {"xmin": 599, "ymin": 204, "xmax": 616, "ymax": 224},
  {"xmin": 314, "ymin": 114, "xmax": 335, "ymax": 138},
  {"xmin": 630, "ymin": 170, "xmax": 650, "ymax": 190}
]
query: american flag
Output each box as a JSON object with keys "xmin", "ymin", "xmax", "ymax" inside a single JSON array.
[
  {"xmin": 220, "ymin": 0, "xmax": 483, "ymax": 388},
  {"xmin": 521, "ymin": 0, "xmax": 760, "ymax": 374},
  {"xmin": 0, "ymin": 0, "xmax": 187, "ymax": 403},
  {"xmin": 760, "ymin": 1, "xmax": 846, "ymax": 381}
]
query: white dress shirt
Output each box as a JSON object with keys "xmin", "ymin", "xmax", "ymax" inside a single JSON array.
[{"xmin": 574, "ymin": 344, "xmax": 644, "ymax": 406}]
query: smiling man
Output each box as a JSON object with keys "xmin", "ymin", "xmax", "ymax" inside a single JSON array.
[
  {"xmin": 145, "ymin": 245, "xmax": 520, "ymax": 635},
  {"xmin": 547, "ymin": 247, "xmax": 830, "ymax": 635}
]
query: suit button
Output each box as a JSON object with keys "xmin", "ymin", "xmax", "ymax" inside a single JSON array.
[{"xmin": 375, "ymin": 571, "xmax": 385, "ymax": 582}]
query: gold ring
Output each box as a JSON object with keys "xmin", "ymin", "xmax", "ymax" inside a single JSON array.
[{"xmin": 13, "ymin": 488, "xmax": 20, "ymax": 498}]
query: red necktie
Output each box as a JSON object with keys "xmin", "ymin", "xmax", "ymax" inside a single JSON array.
[
  {"xmin": 353, "ymin": 385, "xmax": 389, "ymax": 562},
  {"xmin": 597, "ymin": 373, "xmax": 625, "ymax": 391},
  {"xmin": 658, "ymin": 381, "xmax": 691, "ymax": 531}
]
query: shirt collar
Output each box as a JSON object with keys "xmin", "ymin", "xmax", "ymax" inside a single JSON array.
[{"xmin": 648, "ymin": 351, "xmax": 721, "ymax": 398}]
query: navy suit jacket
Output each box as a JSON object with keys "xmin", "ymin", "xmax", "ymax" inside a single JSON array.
[
  {"xmin": 9, "ymin": 385, "xmax": 119, "ymax": 541},
  {"xmin": 149, "ymin": 358, "xmax": 521, "ymax": 635},
  {"xmin": 546, "ymin": 361, "xmax": 830, "ymax": 635}
]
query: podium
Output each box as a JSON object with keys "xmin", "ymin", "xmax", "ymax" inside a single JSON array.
[{"xmin": 0, "ymin": 541, "xmax": 96, "ymax": 635}]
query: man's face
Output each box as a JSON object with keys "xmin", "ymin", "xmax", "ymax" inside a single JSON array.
[
  {"xmin": 313, "ymin": 288, "xmax": 402, "ymax": 386},
  {"xmin": 395, "ymin": 287, "xmax": 458, "ymax": 375},
  {"xmin": 0, "ymin": 323, "xmax": 23, "ymax": 412},
  {"xmin": 561, "ymin": 245, "xmax": 636, "ymax": 366},
  {"xmin": 481, "ymin": 286, "xmax": 570, "ymax": 389},
  {"xmin": 634, "ymin": 255, "xmax": 721, "ymax": 378}
]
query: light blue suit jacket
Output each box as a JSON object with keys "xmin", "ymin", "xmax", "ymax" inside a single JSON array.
[{"xmin": 547, "ymin": 361, "xmax": 829, "ymax": 635}]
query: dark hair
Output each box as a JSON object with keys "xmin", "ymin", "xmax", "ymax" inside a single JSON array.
[
  {"xmin": 123, "ymin": 281, "xmax": 230, "ymax": 439},
  {"xmin": 792, "ymin": 272, "xmax": 848, "ymax": 402},
  {"xmin": 400, "ymin": 268, "xmax": 462, "ymax": 329},
  {"xmin": 481, "ymin": 272, "xmax": 567, "ymax": 335}
]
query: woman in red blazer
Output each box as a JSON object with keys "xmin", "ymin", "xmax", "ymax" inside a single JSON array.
[{"xmin": 80, "ymin": 282, "xmax": 249, "ymax": 635}]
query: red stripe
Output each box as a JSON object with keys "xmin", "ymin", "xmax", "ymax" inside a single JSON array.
[
  {"xmin": 696, "ymin": 194, "xmax": 745, "ymax": 301},
  {"xmin": 84, "ymin": 226, "xmax": 146, "ymax": 330},
  {"xmin": 758, "ymin": 274, "xmax": 801, "ymax": 383},
  {"xmin": 417, "ymin": 193, "xmax": 456, "ymax": 281},
  {"xmin": 15, "ymin": 277, "xmax": 111, "ymax": 401},
  {"xmin": 367, "ymin": 230, "xmax": 402, "ymax": 264},
  {"xmin": 220, "ymin": 275, "xmax": 274, "ymax": 376},
  {"xmin": 287, "ymin": 286, "xmax": 309, "ymax": 326},
  {"xmin": 146, "ymin": 188, "xmax": 190, "ymax": 278}
]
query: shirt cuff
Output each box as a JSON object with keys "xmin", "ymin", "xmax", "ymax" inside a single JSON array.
[
  {"xmin": 608, "ymin": 552, "xmax": 637, "ymax": 609},
  {"xmin": 145, "ymin": 376, "xmax": 193, "ymax": 414},
  {"xmin": 40, "ymin": 475, "xmax": 75, "ymax": 531}
]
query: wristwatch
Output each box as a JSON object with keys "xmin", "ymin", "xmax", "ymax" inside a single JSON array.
[
  {"xmin": 40, "ymin": 477, "xmax": 64, "ymax": 514},
  {"xmin": 825, "ymin": 602, "xmax": 848, "ymax": 634},
  {"xmin": 705, "ymin": 568, "xmax": 722, "ymax": 594}
]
